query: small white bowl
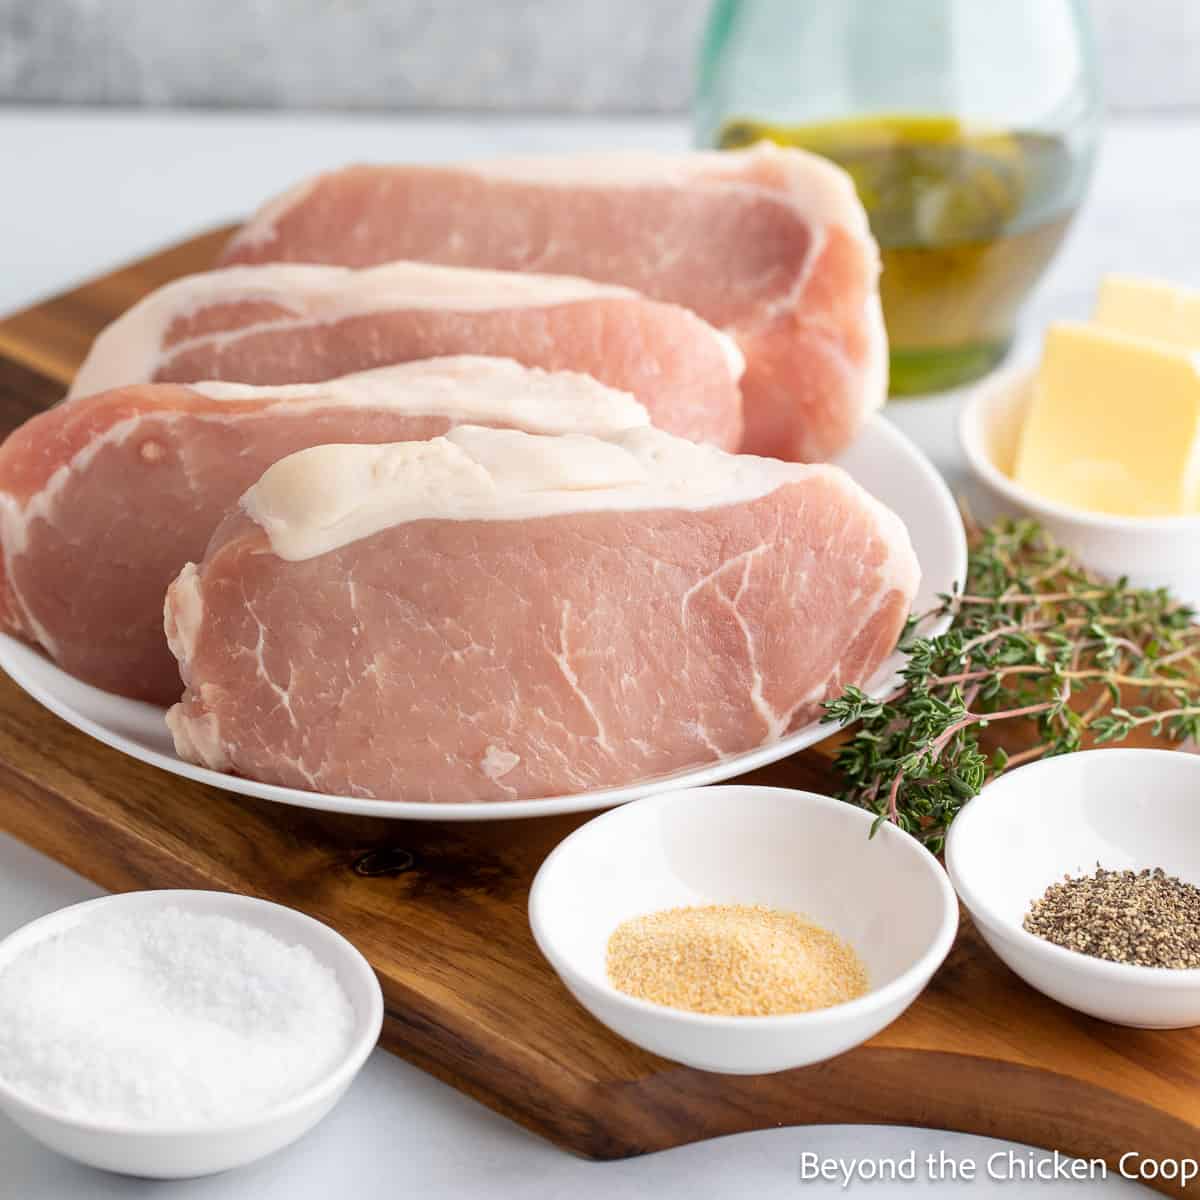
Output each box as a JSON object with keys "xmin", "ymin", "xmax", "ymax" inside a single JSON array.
[
  {"xmin": 529, "ymin": 785, "xmax": 958, "ymax": 1075},
  {"xmin": 0, "ymin": 890, "xmax": 383, "ymax": 1178},
  {"xmin": 958, "ymin": 364, "xmax": 1200, "ymax": 605},
  {"xmin": 946, "ymin": 749, "xmax": 1200, "ymax": 1028}
]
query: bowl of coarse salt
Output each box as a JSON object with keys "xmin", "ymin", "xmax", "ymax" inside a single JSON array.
[
  {"xmin": 0, "ymin": 889, "xmax": 383, "ymax": 1178},
  {"xmin": 529, "ymin": 785, "xmax": 958, "ymax": 1074}
]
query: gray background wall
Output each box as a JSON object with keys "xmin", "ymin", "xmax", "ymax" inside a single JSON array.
[{"xmin": 1, "ymin": 0, "xmax": 1197, "ymax": 114}]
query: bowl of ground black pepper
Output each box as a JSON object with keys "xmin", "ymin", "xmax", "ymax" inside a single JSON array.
[
  {"xmin": 946, "ymin": 748, "xmax": 1200, "ymax": 1028},
  {"xmin": 528, "ymin": 785, "xmax": 958, "ymax": 1074}
]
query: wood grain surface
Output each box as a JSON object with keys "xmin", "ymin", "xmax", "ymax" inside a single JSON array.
[{"xmin": 0, "ymin": 232, "xmax": 1196, "ymax": 1195}]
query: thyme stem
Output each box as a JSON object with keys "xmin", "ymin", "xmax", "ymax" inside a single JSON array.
[{"xmin": 823, "ymin": 518, "xmax": 1200, "ymax": 850}]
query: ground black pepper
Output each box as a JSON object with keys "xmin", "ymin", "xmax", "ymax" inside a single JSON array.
[{"xmin": 1023, "ymin": 866, "xmax": 1200, "ymax": 968}]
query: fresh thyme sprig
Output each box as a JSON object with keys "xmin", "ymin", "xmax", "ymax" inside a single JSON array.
[{"xmin": 822, "ymin": 517, "xmax": 1200, "ymax": 851}]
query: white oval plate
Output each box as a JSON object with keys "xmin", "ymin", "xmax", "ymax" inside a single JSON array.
[{"xmin": 0, "ymin": 416, "xmax": 965, "ymax": 822}]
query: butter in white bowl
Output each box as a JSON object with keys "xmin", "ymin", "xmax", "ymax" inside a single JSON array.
[
  {"xmin": 1012, "ymin": 320, "xmax": 1200, "ymax": 517},
  {"xmin": 959, "ymin": 274, "xmax": 1200, "ymax": 605}
]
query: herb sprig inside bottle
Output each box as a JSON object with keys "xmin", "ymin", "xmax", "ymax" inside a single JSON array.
[{"xmin": 823, "ymin": 517, "xmax": 1200, "ymax": 850}]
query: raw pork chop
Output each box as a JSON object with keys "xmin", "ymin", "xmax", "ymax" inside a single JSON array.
[
  {"xmin": 0, "ymin": 358, "xmax": 647, "ymax": 703},
  {"xmin": 219, "ymin": 144, "xmax": 886, "ymax": 461},
  {"xmin": 165, "ymin": 424, "xmax": 919, "ymax": 803},
  {"xmin": 68, "ymin": 262, "xmax": 743, "ymax": 449}
]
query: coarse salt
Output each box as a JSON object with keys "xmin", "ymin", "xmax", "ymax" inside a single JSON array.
[{"xmin": 0, "ymin": 906, "xmax": 355, "ymax": 1126}]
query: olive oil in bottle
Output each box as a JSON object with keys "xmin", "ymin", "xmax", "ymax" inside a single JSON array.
[{"xmin": 719, "ymin": 114, "xmax": 1082, "ymax": 394}]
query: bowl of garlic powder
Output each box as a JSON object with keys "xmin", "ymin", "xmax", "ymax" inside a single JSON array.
[
  {"xmin": 0, "ymin": 889, "xmax": 383, "ymax": 1177},
  {"xmin": 529, "ymin": 785, "xmax": 958, "ymax": 1074}
]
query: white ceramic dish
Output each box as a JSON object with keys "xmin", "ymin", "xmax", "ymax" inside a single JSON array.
[
  {"xmin": 946, "ymin": 748, "xmax": 1200, "ymax": 1028},
  {"xmin": 528, "ymin": 785, "xmax": 958, "ymax": 1074},
  {"xmin": 0, "ymin": 889, "xmax": 383, "ymax": 1178},
  {"xmin": 959, "ymin": 363, "xmax": 1200, "ymax": 605},
  {"xmin": 0, "ymin": 415, "xmax": 965, "ymax": 822}
]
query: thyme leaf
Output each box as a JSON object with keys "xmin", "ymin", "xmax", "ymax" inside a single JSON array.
[{"xmin": 822, "ymin": 517, "xmax": 1200, "ymax": 851}]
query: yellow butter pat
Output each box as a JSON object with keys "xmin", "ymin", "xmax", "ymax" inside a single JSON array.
[
  {"xmin": 1095, "ymin": 274, "xmax": 1200, "ymax": 351},
  {"xmin": 1013, "ymin": 321, "xmax": 1200, "ymax": 517}
]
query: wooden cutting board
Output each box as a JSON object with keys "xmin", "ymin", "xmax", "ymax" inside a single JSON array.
[{"xmin": 0, "ymin": 231, "xmax": 1197, "ymax": 1195}]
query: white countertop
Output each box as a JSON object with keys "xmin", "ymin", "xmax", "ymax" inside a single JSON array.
[{"xmin": 1, "ymin": 106, "xmax": 1188, "ymax": 1198}]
